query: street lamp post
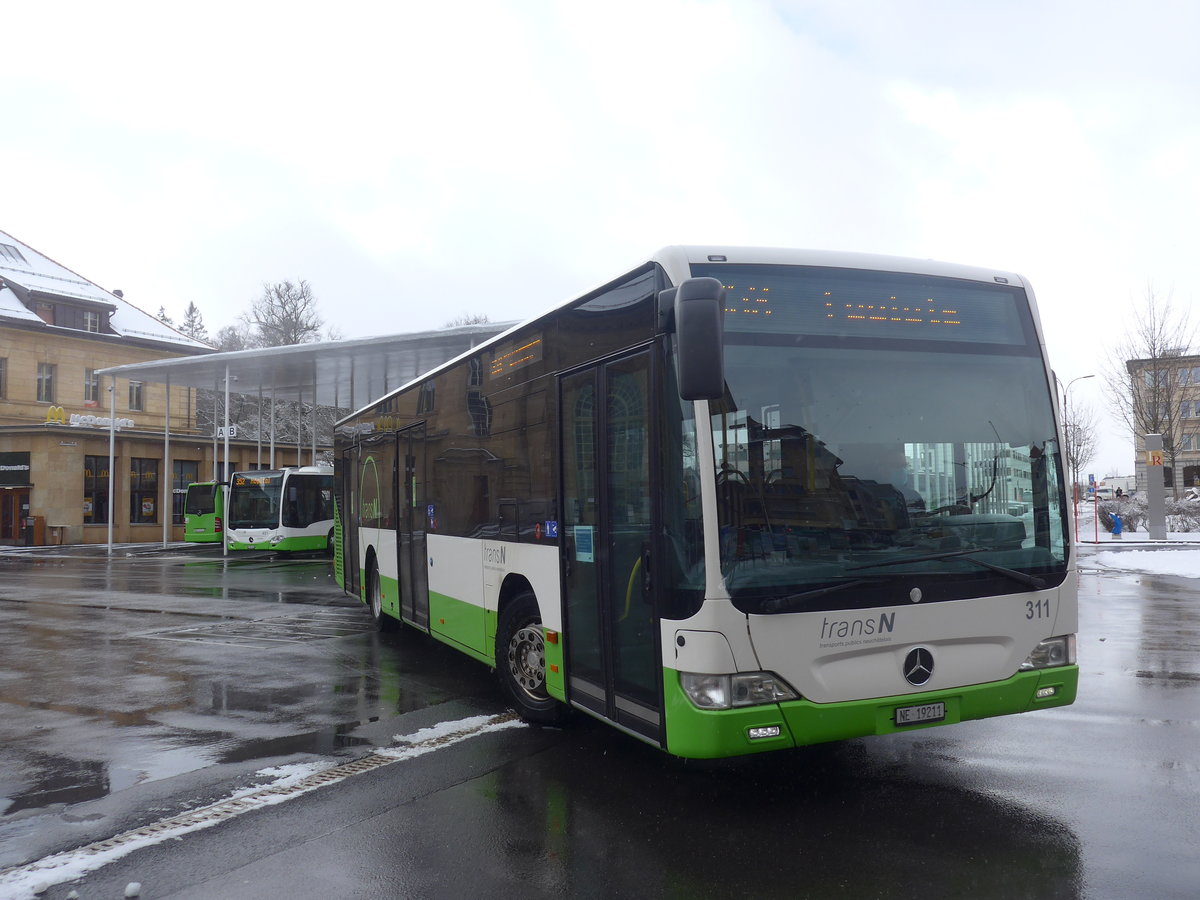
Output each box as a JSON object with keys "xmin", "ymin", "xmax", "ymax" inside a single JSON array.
[{"xmin": 1058, "ymin": 374, "xmax": 1096, "ymax": 541}]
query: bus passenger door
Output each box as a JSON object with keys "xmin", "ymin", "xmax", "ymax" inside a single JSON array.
[
  {"xmin": 560, "ymin": 350, "xmax": 661, "ymax": 743},
  {"xmin": 340, "ymin": 448, "xmax": 360, "ymax": 597},
  {"xmin": 398, "ymin": 423, "xmax": 430, "ymax": 630}
]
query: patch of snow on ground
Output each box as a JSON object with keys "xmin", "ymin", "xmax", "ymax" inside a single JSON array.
[{"xmin": 1088, "ymin": 549, "xmax": 1200, "ymax": 578}]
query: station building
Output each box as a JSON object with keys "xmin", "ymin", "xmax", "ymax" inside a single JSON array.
[
  {"xmin": 2, "ymin": 227, "xmax": 514, "ymax": 547},
  {"xmin": 0, "ymin": 228, "xmax": 223, "ymax": 545}
]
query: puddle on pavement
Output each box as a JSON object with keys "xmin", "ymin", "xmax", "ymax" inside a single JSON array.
[{"xmin": 1, "ymin": 721, "xmax": 377, "ymax": 817}]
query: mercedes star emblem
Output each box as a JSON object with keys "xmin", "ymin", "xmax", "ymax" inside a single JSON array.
[{"xmin": 904, "ymin": 647, "xmax": 934, "ymax": 686}]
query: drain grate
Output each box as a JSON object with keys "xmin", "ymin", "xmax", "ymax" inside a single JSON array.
[{"xmin": 0, "ymin": 713, "xmax": 523, "ymax": 895}]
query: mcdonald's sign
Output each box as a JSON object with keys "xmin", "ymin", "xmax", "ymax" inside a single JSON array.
[{"xmin": 44, "ymin": 406, "xmax": 67, "ymax": 426}]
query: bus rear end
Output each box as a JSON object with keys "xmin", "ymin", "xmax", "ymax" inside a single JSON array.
[{"xmin": 183, "ymin": 482, "xmax": 224, "ymax": 543}]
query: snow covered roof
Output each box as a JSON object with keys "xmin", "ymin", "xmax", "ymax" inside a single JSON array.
[{"xmin": 0, "ymin": 228, "xmax": 212, "ymax": 351}]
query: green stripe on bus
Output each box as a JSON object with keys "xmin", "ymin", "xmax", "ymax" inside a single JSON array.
[
  {"xmin": 662, "ymin": 666, "xmax": 1079, "ymax": 760},
  {"xmin": 227, "ymin": 536, "xmax": 326, "ymax": 552},
  {"xmin": 429, "ymin": 591, "xmax": 488, "ymax": 659},
  {"xmin": 543, "ymin": 627, "xmax": 566, "ymax": 702}
]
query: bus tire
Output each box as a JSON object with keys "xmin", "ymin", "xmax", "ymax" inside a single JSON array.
[
  {"xmin": 496, "ymin": 591, "xmax": 567, "ymax": 725},
  {"xmin": 367, "ymin": 559, "xmax": 399, "ymax": 633},
  {"xmin": 326, "ymin": 529, "xmax": 335, "ymax": 556}
]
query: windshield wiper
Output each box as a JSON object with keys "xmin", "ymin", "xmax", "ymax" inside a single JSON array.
[
  {"xmin": 760, "ymin": 577, "xmax": 885, "ymax": 613},
  {"xmin": 847, "ymin": 548, "xmax": 1046, "ymax": 590}
]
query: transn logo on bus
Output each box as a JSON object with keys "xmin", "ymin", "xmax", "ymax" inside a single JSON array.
[{"xmin": 820, "ymin": 611, "xmax": 896, "ymax": 641}]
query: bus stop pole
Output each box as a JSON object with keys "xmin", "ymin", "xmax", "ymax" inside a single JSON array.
[
  {"xmin": 107, "ymin": 376, "xmax": 116, "ymax": 554},
  {"xmin": 223, "ymin": 364, "xmax": 231, "ymax": 558},
  {"xmin": 162, "ymin": 374, "xmax": 171, "ymax": 548}
]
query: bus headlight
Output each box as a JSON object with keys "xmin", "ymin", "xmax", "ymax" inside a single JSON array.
[
  {"xmin": 679, "ymin": 672, "xmax": 799, "ymax": 710},
  {"xmin": 1019, "ymin": 634, "xmax": 1076, "ymax": 671}
]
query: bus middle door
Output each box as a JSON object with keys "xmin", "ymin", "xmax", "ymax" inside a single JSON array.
[
  {"xmin": 398, "ymin": 423, "xmax": 430, "ymax": 630},
  {"xmin": 560, "ymin": 350, "xmax": 662, "ymax": 743}
]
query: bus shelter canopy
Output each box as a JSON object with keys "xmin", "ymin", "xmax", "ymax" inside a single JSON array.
[{"xmin": 96, "ymin": 323, "xmax": 512, "ymax": 413}]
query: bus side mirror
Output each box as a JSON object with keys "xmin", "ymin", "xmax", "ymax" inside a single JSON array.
[{"xmin": 674, "ymin": 277, "xmax": 725, "ymax": 401}]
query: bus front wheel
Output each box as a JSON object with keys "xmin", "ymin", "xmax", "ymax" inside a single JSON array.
[
  {"xmin": 367, "ymin": 561, "xmax": 399, "ymax": 633},
  {"xmin": 496, "ymin": 591, "xmax": 567, "ymax": 725}
]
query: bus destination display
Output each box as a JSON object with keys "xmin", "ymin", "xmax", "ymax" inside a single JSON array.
[{"xmin": 692, "ymin": 264, "xmax": 1028, "ymax": 345}]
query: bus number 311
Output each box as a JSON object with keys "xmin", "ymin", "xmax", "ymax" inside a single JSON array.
[{"xmin": 1026, "ymin": 598, "xmax": 1051, "ymax": 619}]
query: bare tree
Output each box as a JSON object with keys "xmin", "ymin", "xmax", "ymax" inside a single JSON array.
[
  {"xmin": 444, "ymin": 313, "xmax": 491, "ymax": 327},
  {"xmin": 1062, "ymin": 395, "xmax": 1099, "ymax": 500},
  {"xmin": 156, "ymin": 305, "xmax": 174, "ymax": 326},
  {"xmin": 249, "ymin": 279, "xmax": 325, "ymax": 347},
  {"xmin": 214, "ymin": 324, "xmax": 252, "ymax": 352},
  {"xmin": 1104, "ymin": 284, "xmax": 1195, "ymax": 497}
]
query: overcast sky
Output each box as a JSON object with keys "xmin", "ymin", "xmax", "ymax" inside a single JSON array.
[{"xmin": 6, "ymin": 0, "xmax": 1199, "ymax": 474}]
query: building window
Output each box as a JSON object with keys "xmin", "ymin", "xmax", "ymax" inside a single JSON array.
[
  {"xmin": 129, "ymin": 381, "xmax": 144, "ymax": 411},
  {"xmin": 37, "ymin": 363, "xmax": 56, "ymax": 403},
  {"xmin": 84, "ymin": 369, "xmax": 100, "ymax": 406},
  {"xmin": 130, "ymin": 458, "xmax": 159, "ymax": 524},
  {"xmin": 467, "ymin": 390, "xmax": 492, "ymax": 436},
  {"xmin": 0, "ymin": 243, "xmax": 29, "ymax": 264},
  {"xmin": 84, "ymin": 455, "xmax": 110, "ymax": 524},
  {"xmin": 416, "ymin": 380, "xmax": 436, "ymax": 414},
  {"xmin": 0, "ymin": 357, "xmax": 6, "ymax": 399},
  {"xmin": 84, "ymin": 310, "xmax": 100, "ymax": 333},
  {"xmin": 172, "ymin": 460, "xmax": 200, "ymax": 524}
]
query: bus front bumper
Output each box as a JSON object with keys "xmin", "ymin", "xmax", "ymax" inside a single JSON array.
[{"xmin": 662, "ymin": 665, "xmax": 1078, "ymax": 760}]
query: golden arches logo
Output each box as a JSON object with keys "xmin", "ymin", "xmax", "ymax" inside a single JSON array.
[{"xmin": 44, "ymin": 406, "xmax": 67, "ymax": 425}]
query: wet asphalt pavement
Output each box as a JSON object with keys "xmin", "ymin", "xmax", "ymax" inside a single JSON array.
[{"xmin": 0, "ymin": 542, "xmax": 1197, "ymax": 899}]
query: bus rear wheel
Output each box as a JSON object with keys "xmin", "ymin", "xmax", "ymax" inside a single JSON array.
[
  {"xmin": 367, "ymin": 560, "xmax": 399, "ymax": 633},
  {"xmin": 496, "ymin": 591, "xmax": 567, "ymax": 725}
]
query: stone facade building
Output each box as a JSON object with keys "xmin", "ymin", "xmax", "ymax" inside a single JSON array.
[{"xmin": 0, "ymin": 228, "xmax": 226, "ymax": 545}]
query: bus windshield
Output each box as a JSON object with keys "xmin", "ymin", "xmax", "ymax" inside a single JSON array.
[
  {"xmin": 691, "ymin": 263, "xmax": 1069, "ymax": 614},
  {"xmin": 228, "ymin": 472, "xmax": 283, "ymax": 529}
]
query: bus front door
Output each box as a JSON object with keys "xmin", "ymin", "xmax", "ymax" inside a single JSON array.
[
  {"xmin": 340, "ymin": 449, "xmax": 360, "ymax": 596},
  {"xmin": 560, "ymin": 350, "xmax": 662, "ymax": 743},
  {"xmin": 398, "ymin": 423, "xmax": 430, "ymax": 630}
]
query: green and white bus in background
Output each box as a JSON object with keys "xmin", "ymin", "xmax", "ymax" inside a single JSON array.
[
  {"xmin": 183, "ymin": 481, "xmax": 225, "ymax": 543},
  {"xmin": 333, "ymin": 246, "xmax": 1078, "ymax": 759},
  {"xmin": 226, "ymin": 465, "xmax": 336, "ymax": 553}
]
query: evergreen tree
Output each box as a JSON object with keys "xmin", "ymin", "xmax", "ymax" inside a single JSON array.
[{"xmin": 179, "ymin": 302, "xmax": 209, "ymax": 343}]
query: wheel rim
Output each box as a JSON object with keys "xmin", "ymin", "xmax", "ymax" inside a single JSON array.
[{"xmin": 506, "ymin": 623, "xmax": 547, "ymax": 700}]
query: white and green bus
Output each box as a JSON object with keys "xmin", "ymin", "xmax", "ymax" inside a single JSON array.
[
  {"xmin": 333, "ymin": 246, "xmax": 1078, "ymax": 759},
  {"xmin": 226, "ymin": 465, "xmax": 336, "ymax": 553}
]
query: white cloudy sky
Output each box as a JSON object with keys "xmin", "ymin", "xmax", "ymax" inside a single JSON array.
[{"xmin": 5, "ymin": 0, "xmax": 1199, "ymax": 472}]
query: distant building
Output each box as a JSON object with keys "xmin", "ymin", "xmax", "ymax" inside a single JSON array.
[
  {"xmin": 0, "ymin": 228, "xmax": 220, "ymax": 544},
  {"xmin": 1124, "ymin": 354, "xmax": 1200, "ymax": 495}
]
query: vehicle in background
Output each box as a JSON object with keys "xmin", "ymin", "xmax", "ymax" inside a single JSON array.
[
  {"xmin": 183, "ymin": 482, "xmax": 225, "ymax": 543},
  {"xmin": 225, "ymin": 465, "xmax": 335, "ymax": 553}
]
